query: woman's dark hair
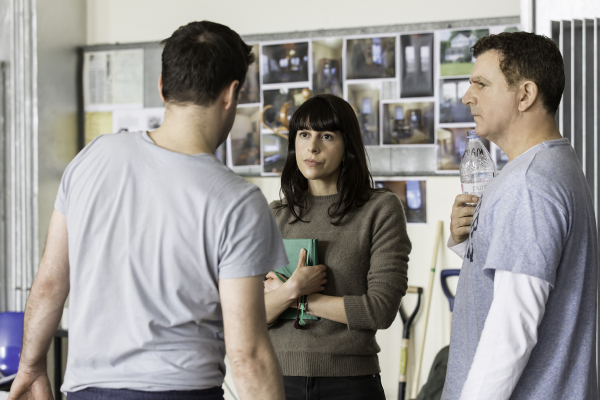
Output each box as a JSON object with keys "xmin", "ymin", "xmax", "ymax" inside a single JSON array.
[
  {"xmin": 278, "ymin": 94, "xmax": 384, "ymax": 225},
  {"xmin": 160, "ymin": 21, "xmax": 255, "ymax": 106}
]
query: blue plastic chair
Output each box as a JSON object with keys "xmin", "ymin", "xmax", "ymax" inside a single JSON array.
[{"xmin": 0, "ymin": 312, "xmax": 24, "ymax": 390}]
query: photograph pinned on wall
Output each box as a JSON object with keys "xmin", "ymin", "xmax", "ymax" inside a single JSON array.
[
  {"xmin": 346, "ymin": 36, "xmax": 396, "ymax": 80},
  {"xmin": 374, "ymin": 180, "xmax": 427, "ymax": 223},
  {"xmin": 439, "ymin": 28, "xmax": 489, "ymax": 77},
  {"xmin": 439, "ymin": 78, "xmax": 474, "ymax": 123},
  {"xmin": 437, "ymin": 127, "xmax": 490, "ymax": 171},
  {"xmin": 347, "ymin": 83, "xmax": 380, "ymax": 146},
  {"xmin": 382, "ymin": 101, "xmax": 434, "ymax": 145},
  {"xmin": 261, "ymin": 42, "xmax": 309, "ymax": 84},
  {"xmin": 227, "ymin": 106, "xmax": 261, "ymax": 167},
  {"xmin": 239, "ymin": 44, "xmax": 260, "ymax": 104},
  {"xmin": 84, "ymin": 49, "xmax": 144, "ymax": 110},
  {"xmin": 312, "ymin": 38, "xmax": 343, "ymax": 96},
  {"xmin": 400, "ymin": 33, "xmax": 434, "ymax": 97},
  {"xmin": 262, "ymin": 133, "xmax": 289, "ymax": 175},
  {"xmin": 262, "ymin": 87, "xmax": 311, "ymax": 132}
]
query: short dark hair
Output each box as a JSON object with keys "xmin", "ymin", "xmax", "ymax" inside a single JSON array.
[
  {"xmin": 472, "ymin": 32, "xmax": 565, "ymax": 114},
  {"xmin": 277, "ymin": 94, "xmax": 386, "ymax": 226},
  {"xmin": 160, "ymin": 21, "xmax": 255, "ymax": 106}
]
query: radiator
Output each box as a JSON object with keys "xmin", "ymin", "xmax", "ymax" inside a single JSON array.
[{"xmin": 552, "ymin": 19, "xmax": 599, "ymax": 221}]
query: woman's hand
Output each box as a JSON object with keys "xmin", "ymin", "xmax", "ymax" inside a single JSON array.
[
  {"xmin": 263, "ymin": 249, "xmax": 327, "ymax": 323},
  {"xmin": 287, "ymin": 249, "xmax": 327, "ymax": 297},
  {"xmin": 264, "ymin": 271, "xmax": 285, "ymax": 294},
  {"xmin": 264, "ymin": 249, "xmax": 327, "ymax": 299}
]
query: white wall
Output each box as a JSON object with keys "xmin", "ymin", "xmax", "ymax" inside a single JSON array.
[
  {"xmin": 85, "ymin": 1, "xmax": 519, "ymax": 398},
  {"xmin": 86, "ymin": 0, "xmax": 519, "ymax": 45}
]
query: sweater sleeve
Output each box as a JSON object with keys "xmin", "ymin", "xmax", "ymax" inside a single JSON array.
[{"xmin": 344, "ymin": 194, "xmax": 411, "ymax": 330}]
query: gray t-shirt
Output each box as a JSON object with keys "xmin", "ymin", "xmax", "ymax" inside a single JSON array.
[
  {"xmin": 56, "ymin": 131, "xmax": 288, "ymax": 393},
  {"xmin": 442, "ymin": 138, "xmax": 598, "ymax": 399}
]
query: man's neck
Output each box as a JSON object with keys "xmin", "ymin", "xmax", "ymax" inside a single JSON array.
[
  {"xmin": 149, "ymin": 103, "xmax": 223, "ymax": 156},
  {"xmin": 495, "ymin": 114, "xmax": 563, "ymax": 161}
]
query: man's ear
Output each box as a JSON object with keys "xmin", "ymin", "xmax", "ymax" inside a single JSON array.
[
  {"xmin": 517, "ymin": 80, "xmax": 538, "ymax": 113},
  {"xmin": 223, "ymin": 80, "xmax": 240, "ymax": 110},
  {"xmin": 158, "ymin": 74, "xmax": 166, "ymax": 104}
]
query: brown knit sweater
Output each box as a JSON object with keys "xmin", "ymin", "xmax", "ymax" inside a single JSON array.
[{"xmin": 268, "ymin": 191, "xmax": 411, "ymax": 377}]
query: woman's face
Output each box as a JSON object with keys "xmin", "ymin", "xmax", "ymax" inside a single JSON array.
[{"xmin": 295, "ymin": 129, "xmax": 345, "ymax": 183}]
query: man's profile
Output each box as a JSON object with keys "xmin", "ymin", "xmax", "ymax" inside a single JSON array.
[{"xmin": 444, "ymin": 32, "xmax": 598, "ymax": 400}]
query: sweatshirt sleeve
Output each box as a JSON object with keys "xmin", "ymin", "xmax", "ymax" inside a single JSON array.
[
  {"xmin": 344, "ymin": 194, "xmax": 411, "ymax": 330},
  {"xmin": 458, "ymin": 269, "xmax": 551, "ymax": 399},
  {"xmin": 447, "ymin": 235, "xmax": 468, "ymax": 259}
]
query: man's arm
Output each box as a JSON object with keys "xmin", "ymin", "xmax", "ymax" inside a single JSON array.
[
  {"xmin": 458, "ymin": 269, "xmax": 551, "ymax": 400},
  {"xmin": 9, "ymin": 210, "xmax": 70, "ymax": 400},
  {"xmin": 220, "ymin": 275, "xmax": 284, "ymax": 400}
]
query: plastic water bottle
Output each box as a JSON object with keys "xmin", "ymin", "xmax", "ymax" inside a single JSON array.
[{"xmin": 460, "ymin": 130, "xmax": 496, "ymax": 199}]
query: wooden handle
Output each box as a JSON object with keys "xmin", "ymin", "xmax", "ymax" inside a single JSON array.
[
  {"xmin": 406, "ymin": 286, "xmax": 421, "ymax": 294},
  {"xmin": 411, "ymin": 220, "xmax": 443, "ymax": 399}
]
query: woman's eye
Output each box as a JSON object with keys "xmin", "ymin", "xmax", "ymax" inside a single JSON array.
[
  {"xmin": 479, "ymin": 83, "xmax": 485, "ymax": 88},
  {"xmin": 322, "ymin": 134, "xmax": 333, "ymax": 140},
  {"xmin": 299, "ymin": 132, "xmax": 308, "ymax": 138}
]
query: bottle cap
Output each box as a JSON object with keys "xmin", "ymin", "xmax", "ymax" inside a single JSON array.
[{"xmin": 467, "ymin": 129, "xmax": 479, "ymax": 139}]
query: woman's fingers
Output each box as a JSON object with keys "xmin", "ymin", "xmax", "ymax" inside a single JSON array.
[
  {"xmin": 265, "ymin": 271, "xmax": 277, "ymax": 280},
  {"xmin": 297, "ymin": 248, "xmax": 307, "ymax": 268}
]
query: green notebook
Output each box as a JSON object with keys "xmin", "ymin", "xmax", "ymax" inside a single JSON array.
[{"xmin": 273, "ymin": 239, "xmax": 320, "ymax": 321}]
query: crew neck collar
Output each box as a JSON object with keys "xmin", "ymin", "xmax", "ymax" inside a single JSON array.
[
  {"xmin": 140, "ymin": 131, "xmax": 216, "ymax": 159},
  {"xmin": 305, "ymin": 192, "xmax": 339, "ymax": 203}
]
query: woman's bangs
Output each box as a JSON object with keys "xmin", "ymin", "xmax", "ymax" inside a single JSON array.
[{"xmin": 290, "ymin": 98, "xmax": 342, "ymax": 134}]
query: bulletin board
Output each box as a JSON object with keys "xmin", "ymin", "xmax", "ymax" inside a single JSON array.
[{"xmin": 80, "ymin": 16, "xmax": 519, "ymax": 177}]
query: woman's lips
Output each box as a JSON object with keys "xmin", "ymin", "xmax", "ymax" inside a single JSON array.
[{"xmin": 304, "ymin": 159, "xmax": 322, "ymax": 167}]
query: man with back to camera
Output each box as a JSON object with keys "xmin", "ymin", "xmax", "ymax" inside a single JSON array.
[
  {"xmin": 8, "ymin": 21, "xmax": 290, "ymax": 400},
  {"xmin": 442, "ymin": 32, "xmax": 598, "ymax": 399}
]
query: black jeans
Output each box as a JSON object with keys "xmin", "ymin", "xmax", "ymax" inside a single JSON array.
[
  {"xmin": 283, "ymin": 375, "xmax": 386, "ymax": 400},
  {"xmin": 67, "ymin": 387, "xmax": 224, "ymax": 400}
]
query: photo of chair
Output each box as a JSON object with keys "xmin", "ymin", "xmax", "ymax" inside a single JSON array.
[{"xmin": 382, "ymin": 101, "xmax": 434, "ymax": 145}]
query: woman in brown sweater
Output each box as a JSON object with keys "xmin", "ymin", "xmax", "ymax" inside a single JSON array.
[{"xmin": 263, "ymin": 94, "xmax": 411, "ymax": 400}]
